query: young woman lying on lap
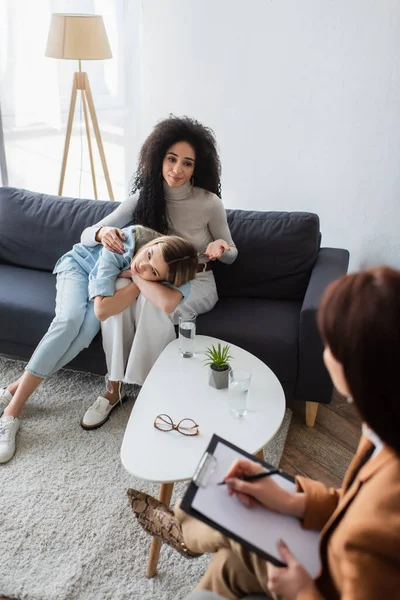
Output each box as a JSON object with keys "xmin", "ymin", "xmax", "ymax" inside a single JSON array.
[{"xmin": 0, "ymin": 225, "xmax": 197, "ymax": 463}]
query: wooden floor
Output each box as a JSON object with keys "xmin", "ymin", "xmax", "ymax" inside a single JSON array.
[
  {"xmin": 0, "ymin": 391, "xmax": 360, "ymax": 600},
  {"xmin": 282, "ymin": 390, "xmax": 362, "ymax": 488}
]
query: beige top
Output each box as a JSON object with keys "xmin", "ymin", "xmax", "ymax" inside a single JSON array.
[{"xmin": 81, "ymin": 182, "xmax": 238, "ymax": 265}]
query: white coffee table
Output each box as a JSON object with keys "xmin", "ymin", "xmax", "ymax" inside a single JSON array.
[{"xmin": 121, "ymin": 335, "xmax": 285, "ymax": 577}]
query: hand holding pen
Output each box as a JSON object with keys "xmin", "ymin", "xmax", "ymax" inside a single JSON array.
[
  {"xmin": 221, "ymin": 458, "xmax": 296, "ymax": 513},
  {"xmin": 218, "ymin": 468, "xmax": 281, "ymax": 485}
]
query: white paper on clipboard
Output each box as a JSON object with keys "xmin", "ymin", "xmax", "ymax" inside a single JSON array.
[{"xmin": 192, "ymin": 441, "xmax": 321, "ymax": 578}]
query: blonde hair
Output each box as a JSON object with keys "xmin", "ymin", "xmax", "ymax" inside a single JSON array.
[{"xmin": 133, "ymin": 226, "xmax": 198, "ymax": 287}]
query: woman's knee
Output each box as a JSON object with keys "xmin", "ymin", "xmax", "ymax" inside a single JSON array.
[
  {"xmin": 52, "ymin": 313, "xmax": 85, "ymax": 338},
  {"xmin": 211, "ymin": 547, "xmax": 236, "ymax": 569},
  {"xmin": 78, "ymin": 320, "xmax": 101, "ymax": 348},
  {"xmin": 198, "ymin": 548, "xmax": 263, "ymax": 598},
  {"xmin": 175, "ymin": 286, "xmax": 218, "ymax": 320},
  {"xmin": 197, "ymin": 549, "xmax": 240, "ymax": 592}
]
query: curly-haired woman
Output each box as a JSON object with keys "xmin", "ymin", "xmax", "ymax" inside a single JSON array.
[
  {"xmin": 0, "ymin": 226, "xmax": 198, "ymax": 462},
  {"xmin": 78, "ymin": 115, "xmax": 237, "ymax": 429}
]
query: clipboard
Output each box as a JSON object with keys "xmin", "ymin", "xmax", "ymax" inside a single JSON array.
[{"xmin": 181, "ymin": 434, "xmax": 321, "ymax": 578}]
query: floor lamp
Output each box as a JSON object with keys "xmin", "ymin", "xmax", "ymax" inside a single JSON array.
[{"xmin": 45, "ymin": 13, "xmax": 114, "ymax": 200}]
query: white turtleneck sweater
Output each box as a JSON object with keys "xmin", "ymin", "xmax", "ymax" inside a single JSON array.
[{"xmin": 81, "ymin": 182, "xmax": 238, "ymax": 265}]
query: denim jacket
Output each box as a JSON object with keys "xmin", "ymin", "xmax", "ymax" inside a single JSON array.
[{"xmin": 54, "ymin": 226, "xmax": 190, "ymax": 303}]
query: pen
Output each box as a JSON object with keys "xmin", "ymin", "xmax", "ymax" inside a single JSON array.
[{"xmin": 217, "ymin": 468, "xmax": 281, "ymax": 485}]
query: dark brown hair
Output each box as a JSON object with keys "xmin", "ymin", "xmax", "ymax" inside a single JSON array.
[
  {"xmin": 129, "ymin": 115, "xmax": 221, "ymax": 234},
  {"xmin": 318, "ymin": 266, "xmax": 400, "ymax": 454}
]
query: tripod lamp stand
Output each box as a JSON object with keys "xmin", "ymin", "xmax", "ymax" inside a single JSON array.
[{"xmin": 45, "ymin": 13, "xmax": 114, "ymax": 200}]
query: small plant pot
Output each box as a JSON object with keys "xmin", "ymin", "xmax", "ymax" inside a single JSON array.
[{"xmin": 209, "ymin": 364, "xmax": 230, "ymax": 389}]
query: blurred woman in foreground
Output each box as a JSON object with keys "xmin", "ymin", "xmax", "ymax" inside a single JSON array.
[{"xmin": 128, "ymin": 266, "xmax": 400, "ymax": 599}]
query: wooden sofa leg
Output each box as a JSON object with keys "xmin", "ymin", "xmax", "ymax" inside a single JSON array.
[{"xmin": 305, "ymin": 401, "xmax": 319, "ymax": 427}]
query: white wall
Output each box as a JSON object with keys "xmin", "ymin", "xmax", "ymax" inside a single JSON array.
[
  {"xmin": 133, "ymin": 0, "xmax": 400, "ymax": 270},
  {"xmin": 123, "ymin": 0, "xmax": 142, "ymax": 190}
]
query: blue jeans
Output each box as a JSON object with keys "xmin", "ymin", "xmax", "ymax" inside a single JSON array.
[{"xmin": 26, "ymin": 267, "xmax": 100, "ymax": 378}]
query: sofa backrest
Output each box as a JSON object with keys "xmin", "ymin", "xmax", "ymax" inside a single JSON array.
[
  {"xmin": 0, "ymin": 187, "xmax": 119, "ymax": 272},
  {"xmin": 212, "ymin": 209, "xmax": 320, "ymax": 300},
  {"xmin": 0, "ymin": 188, "xmax": 320, "ymax": 301}
]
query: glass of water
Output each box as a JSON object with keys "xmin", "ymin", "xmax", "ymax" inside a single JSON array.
[
  {"xmin": 179, "ymin": 312, "xmax": 197, "ymax": 358},
  {"xmin": 228, "ymin": 369, "xmax": 252, "ymax": 417}
]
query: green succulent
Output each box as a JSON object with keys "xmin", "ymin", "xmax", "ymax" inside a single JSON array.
[{"xmin": 204, "ymin": 343, "xmax": 233, "ymax": 371}]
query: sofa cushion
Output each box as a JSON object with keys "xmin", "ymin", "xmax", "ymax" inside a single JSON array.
[
  {"xmin": 212, "ymin": 210, "xmax": 320, "ymax": 300},
  {"xmin": 0, "ymin": 263, "xmax": 106, "ymax": 374},
  {"xmin": 197, "ymin": 297, "xmax": 302, "ymax": 385},
  {"xmin": 0, "ymin": 264, "xmax": 57, "ymax": 344},
  {"xmin": 0, "ymin": 187, "xmax": 119, "ymax": 272}
]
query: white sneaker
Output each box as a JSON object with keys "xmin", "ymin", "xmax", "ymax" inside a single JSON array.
[
  {"xmin": 0, "ymin": 388, "xmax": 13, "ymax": 417},
  {"xmin": 81, "ymin": 384, "xmax": 126, "ymax": 430},
  {"xmin": 0, "ymin": 416, "xmax": 20, "ymax": 463}
]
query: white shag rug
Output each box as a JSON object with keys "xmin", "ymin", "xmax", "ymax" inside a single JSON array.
[{"xmin": 0, "ymin": 356, "xmax": 292, "ymax": 600}]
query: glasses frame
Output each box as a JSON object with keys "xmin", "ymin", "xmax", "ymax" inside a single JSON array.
[{"xmin": 154, "ymin": 413, "xmax": 199, "ymax": 436}]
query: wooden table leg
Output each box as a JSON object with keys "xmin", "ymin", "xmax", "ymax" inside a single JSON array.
[
  {"xmin": 146, "ymin": 482, "xmax": 174, "ymax": 578},
  {"xmin": 255, "ymin": 448, "xmax": 264, "ymax": 461}
]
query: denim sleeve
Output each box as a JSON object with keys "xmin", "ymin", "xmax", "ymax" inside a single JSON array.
[
  {"xmin": 162, "ymin": 281, "xmax": 191, "ymax": 304},
  {"xmin": 88, "ymin": 248, "xmax": 130, "ymax": 299}
]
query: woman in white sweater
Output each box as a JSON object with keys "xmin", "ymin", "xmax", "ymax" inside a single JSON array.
[{"xmin": 80, "ymin": 115, "xmax": 238, "ymax": 429}]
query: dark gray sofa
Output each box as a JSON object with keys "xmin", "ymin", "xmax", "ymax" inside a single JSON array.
[{"xmin": 0, "ymin": 187, "xmax": 349, "ymax": 425}]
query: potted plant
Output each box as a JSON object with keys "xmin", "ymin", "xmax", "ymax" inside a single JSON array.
[{"xmin": 204, "ymin": 343, "xmax": 234, "ymax": 389}]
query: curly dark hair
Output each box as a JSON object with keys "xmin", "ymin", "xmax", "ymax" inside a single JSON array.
[{"xmin": 129, "ymin": 115, "xmax": 221, "ymax": 234}]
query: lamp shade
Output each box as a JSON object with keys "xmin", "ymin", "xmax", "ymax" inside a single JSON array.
[{"xmin": 45, "ymin": 13, "xmax": 112, "ymax": 60}]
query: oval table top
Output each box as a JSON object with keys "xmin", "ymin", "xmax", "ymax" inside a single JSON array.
[{"xmin": 120, "ymin": 335, "xmax": 286, "ymax": 483}]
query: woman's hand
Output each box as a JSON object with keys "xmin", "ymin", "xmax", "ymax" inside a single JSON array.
[
  {"xmin": 96, "ymin": 226, "xmax": 125, "ymax": 254},
  {"xmin": 224, "ymin": 459, "xmax": 305, "ymax": 517},
  {"xmin": 204, "ymin": 239, "xmax": 231, "ymax": 260},
  {"xmin": 267, "ymin": 540, "xmax": 317, "ymax": 599}
]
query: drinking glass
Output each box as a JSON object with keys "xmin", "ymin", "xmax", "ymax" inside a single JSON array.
[
  {"xmin": 228, "ymin": 369, "xmax": 251, "ymax": 417},
  {"xmin": 179, "ymin": 312, "xmax": 197, "ymax": 358}
]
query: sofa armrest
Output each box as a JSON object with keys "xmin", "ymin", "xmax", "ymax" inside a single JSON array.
[{"xmin": 295, "ymin": 247, "xmax": 350, "ymax": 404}]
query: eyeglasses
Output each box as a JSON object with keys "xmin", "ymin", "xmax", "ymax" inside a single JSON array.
[{"xmin": 154, "ymin": 414, "xmax": 199, "ymax": 436}]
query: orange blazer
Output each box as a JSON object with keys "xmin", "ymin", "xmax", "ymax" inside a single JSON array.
[{"xmin": 295, "ymin": 435, "xmax": 400, "ymax": 599}]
